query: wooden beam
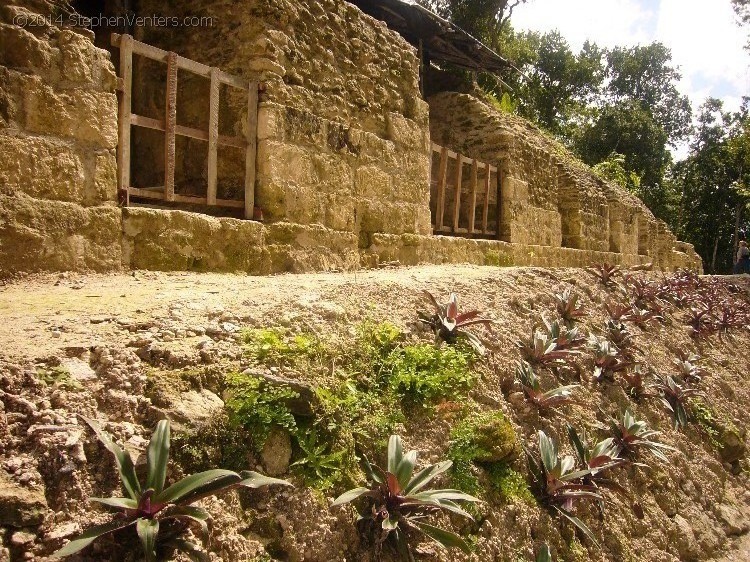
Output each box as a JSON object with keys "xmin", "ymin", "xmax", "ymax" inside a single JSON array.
[
  {"xmin": 117, "ymin": 34, "xmax": 133, "ymax": 206},
  {"xmin": 164, "ymin": 51, "xmax": 178, "ymax": 202},
  {"xmin": 111, "ymin": 33, "xmax": 247, "ymax": 89},
  {"xmin": 469, "ymin": 159, "xmax": 478, "ymax": 234},
  {"xmin": 452, "ymin": 155, "xmax": 463, "ymax": 232},
  {"xmin": 435, "ymin": 147, "xmax": 448, "ymax": 231},
  {"xmin": 130, "ymin": 114, "xmax": 246, "ymax": 148},
  {"xmin": 482, "ymin": 164, "xmax": 491, "ymax": 234},
  {"xmin": 207, "ymin": 67, "xmax": 220, "ymax": 205},
  {"xmin": 245, "ymin": 81, "xmax": 259, "ymax": 220},
  {"xmin": 128, "ymin": 187, "xmax": 244, "ymax": 209}
]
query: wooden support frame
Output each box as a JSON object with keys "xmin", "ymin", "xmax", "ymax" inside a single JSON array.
[
  {"xmin": 430, "ymin": 142, "xmax": 500, "ymax": 239},
  {"xmin": 111, "ymin": 33, "xmax": 259, "ymax": 219}
]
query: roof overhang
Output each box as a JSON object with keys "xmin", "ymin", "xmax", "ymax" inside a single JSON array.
[{"xmin": 348, "ymin": 0, "xmax": 512, "ymax": 74}]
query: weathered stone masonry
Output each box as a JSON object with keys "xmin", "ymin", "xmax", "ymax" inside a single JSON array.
[{"xmin": 0, "ymin": 0, "xmax": 701, "ymax": 276}]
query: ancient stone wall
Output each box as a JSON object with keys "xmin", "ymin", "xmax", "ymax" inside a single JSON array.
[
  {"xmin": 0, "ymin": 0, "xmax": 122, "ymax": 271},
  {"xmin": 0, "ymin": 0, "xmax": 702, "ymax": 276},
  {"xmin": 132, "ymin": 0, "xmax": 432, "ymax": 239},
  {"xmin": 427, "ymin": 92, "xmax": 699, "ymax": 269}
]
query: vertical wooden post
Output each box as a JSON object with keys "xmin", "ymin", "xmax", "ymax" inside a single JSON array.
[
  {"xmin": 164, "ymin": 51, "xmax": 178, "ymax": 202},
  {"xmin": 245, "ymin": 81, "xmax": 259, "ymax": 219},
  {"xmin": 435, "ymin": 147, "xmax": 448, "ymax": 231},
  {"xmin": 495, "ymin": 169, "xmax": 502, "ymax": 240},
  {"xmin": 482, "ymin": 164, "xmax": 491, "ymax": 234},
  {"xmin": 452, "ymin": 155, "xmax": 463, "ymax": 232},
  {"xmin": 207, "ymin": 67, "xmax": 220, "ymax": 205},
  {"xmin": 117, "ymin": 34, "xmax": 133, "ymax": 205},
  {"xmin": 468, "ymin": 159, "xmax": 478, "ymax": 234}
]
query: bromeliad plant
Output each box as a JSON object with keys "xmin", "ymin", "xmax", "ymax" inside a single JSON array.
[
  {"xmin": 621, "ymin": 365, "xmax": 652, "ymax": 402},
  {"xmin": 516, "ymin": 330, "xmax": 578, "ymax": 367},
  {"xmin": 332, "ymin": 435, "xmax": 480, "ymax": 561},
  {"xmin": 419, "ymin": 291, "xmax": 492, "ymax": 354},
  {"xmin": 652, "ymin": 376, "xmax": 705, "ymax": 429},
  {"xmin": 586, "ymin": 263, "xmax": 620, "ymax": 287},
  {"xmin": 607, "ymin": 409, "xmax": 676, "ymax": 464},
  {"xmin": 554, "ymin": 288, "xmax": 585, "ymax": 326},
  {"xmin": 540, "ymin": 317, "xmax": 586, "ymax": 351},
  {"xmin": 516, "ymin": 361, "xmax": 579, "ymax": 410},
  {"xmin": 588, "ymin": 335, "xmax": 631, "ymax": 382},
  {"xmin": 673, "ymin": 353, "xmax": 704, "ymax": 384},
  {"xmin": 53, "ymin": 418, "xmax": 291, "ymax": 560},
  {"xmin": 527, "ymin": 431, "xmax": 601, "ymax": 545}
]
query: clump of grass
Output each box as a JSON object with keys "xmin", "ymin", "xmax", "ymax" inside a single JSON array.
[
  {"xmin": 242, "ymin": 328, "xmax": 329, "ymax": 367},
  {"xmin": 379, "ymin": 343, "xmax": 477, "ymax": 405},
  {"xmin": 488, "ymin": 464, "xmax": 535, "ymax": 505},
  {"xmin": 35, "ymin": 366, "xmax": 81, "ymax": 391},
  {"xmin": 224, "ymin": 372, "xmax": 298, "ymax": 450}
]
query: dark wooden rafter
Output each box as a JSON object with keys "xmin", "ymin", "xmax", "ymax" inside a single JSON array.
[{"xmin": 349, "ymin": 0, "xmax": 514, "ymax": 75}]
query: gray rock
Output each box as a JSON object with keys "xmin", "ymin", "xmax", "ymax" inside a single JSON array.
[
  {"xmin": 0, "ymin": 471, "xmax": 47, "ymax": 527},
  {"xmin": 261, "ymin": 428, "xmax": 292, "ymax": 476},
  {"xmin": 162, "ymin": 389, "xmax": 224, "ymax": 432}
]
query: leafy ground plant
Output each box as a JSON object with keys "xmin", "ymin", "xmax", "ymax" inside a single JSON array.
[
  {"xmin": 332, "ymin": 435, "xmax": 480, "ymax": 561},
  {"xmin": 588, "ymin": 335, "xmax": 631, "ymax": 382},
  {"xmin": 419, "ymin": 291, "xmax": 492, "ymax": 353},
  {"xmin": 554, "ymin": 288, "xmax": 585, "ymax": 326},
  {"xmin": 516, "ymin": 361, "xmax": 579, "ymax": 410},
  {"xmin": 53, "ymin": 418, "xmax": 290, "ymax": 560},
  {"xmin": 607, "ymin": 409, "xmax": 676, "ymax": 463},
  {"xmin": 516, "ymin": 330, "xmax": 578, "ymax": 367},
  {"xmin": 527, "ymin": 431, "xmax": 601, "ymax": 546},
  {"xmin": 586, "ymin": 263, "xmax": 620, "ymax": 287},
  {"xmin": 652, "ymin": 375, "xmax": 705, "ymax": 429}
]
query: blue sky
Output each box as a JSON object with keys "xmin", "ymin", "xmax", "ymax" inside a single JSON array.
[{"xmin": 511, "ymin": 0, "xmax": 750, "ymax": 157}]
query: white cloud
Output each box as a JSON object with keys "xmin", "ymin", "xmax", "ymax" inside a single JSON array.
[{"xmin": 511, "ymin": 0, "xmax": 654, "ymax": 50}]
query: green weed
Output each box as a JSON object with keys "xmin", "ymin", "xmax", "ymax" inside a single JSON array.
[
  {"xmin": 224, "ymin": 372, "xmax": 298, "ymax": 450},
  {"xmin": 35, "ymin": 366, "xmax": 81, "ymax": 391}
]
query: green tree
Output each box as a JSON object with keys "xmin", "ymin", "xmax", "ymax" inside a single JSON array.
[
  {"xmin": 421, "ymin": 0, "xmax": 530, "ymax": 48},
  {"xmin": 510, "ymin": 32, "xmax": 604, "ymax": 136},
  {"xmin": 674, "ymin": 98, "xmax": 750, "ymax": 273}
]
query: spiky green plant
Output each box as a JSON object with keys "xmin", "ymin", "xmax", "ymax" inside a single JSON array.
[
  {"xmin": 52, "ymin": 418, "xmax": 291, "ymax": 560},
  {"xmin": 540, "ymin": 316, "xmax": 586, "ymax": 351},
  {"xmin": 527, "ymin": 431, "xmax": 601, "ymax": 546},
  {"xmin": 536, "ymin": 543, "xmax": 553, "ymax": 562},
  {"xmin": 332, "ymin": 435, "xmax": 480, "ymax": 561},
  {"xmin": 652, "ymin": 376, "xmax": 705, "ymax": 429},
  {"xmin": 554, "ymin": 288, "xmax": 585, "ymax": 325},
  {"xmin": 588, "ymin": 335, "xmax": 631, "ymax": 382},
  {"xmin": 586, "ymin": 263, "xmax": 620, "ymax": 287},
  {"xmin": 607, "ymin": 409, "xmax": 676, "ymax": 463},
  {"xmin": 516, "ymin": 330, "xmax": 578, "ymax": 367},
  {"xmin": 515, "ymin": 361, "xmax": 579, "ymax": 410},
  {"xmin": 419, "ymin": 291, "xmax": 492, "ymax": 354}
]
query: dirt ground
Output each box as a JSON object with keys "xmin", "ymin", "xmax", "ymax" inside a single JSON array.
[{"xmin": 1, "ymin": 265, "xmax": 749, "ymax": 562}]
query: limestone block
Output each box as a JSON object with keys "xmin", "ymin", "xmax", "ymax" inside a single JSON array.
[
  {"xmin": 385, "ymin": 112, "xmax": 425, "ymax": 148},
  {"xmin": 0, "ymin": 23, "xmax": 57, "ymax": 72},
  {"xmin": 0, "ymin": 134, "xmax": 85, "ymax": 203},
  {"xmin": 358, "ymin": 199, "xmax": 419, "ymax": 235},
  {"xmin": 349, "ymin": 129, "xmax": 396, "ymax": 165},
  {"xmin": 312, "ymin": 153, "xmax": 353, "ymax": 192},
  {"xmin": 257, "ymin": 103, "xmax": 284, "ymax": 141},
  {"xmin": 257, "ymin": 140, "xmax": 316, "ymax": 186},
  {"xmin": 325, "ymin": 192, "xmax": 356, "ymax": 232},
  {"xmin": 0, "ymin": 471, "xmax": 47, "ymax": 527},
  {"xmin": 0, "ymin": 194, "xmax": 122, "ymax": 274},
  {"xmin": 92, "ymin": 151, "xmax": 117, "ymax": 204},
  {"xmin": 23, "ymin": 75, "xmax": 117, "ymax": 148},
  {"xmin": 58, "ymin": 29, "xmax": 93, "ymax": 84},
  {"xmin": 122, "ymin": 207, "xmax": 268, "ymax": 274},
  {"xmin": 355, "ymin": 165, "xmax": 391, "ymax": 198}
]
